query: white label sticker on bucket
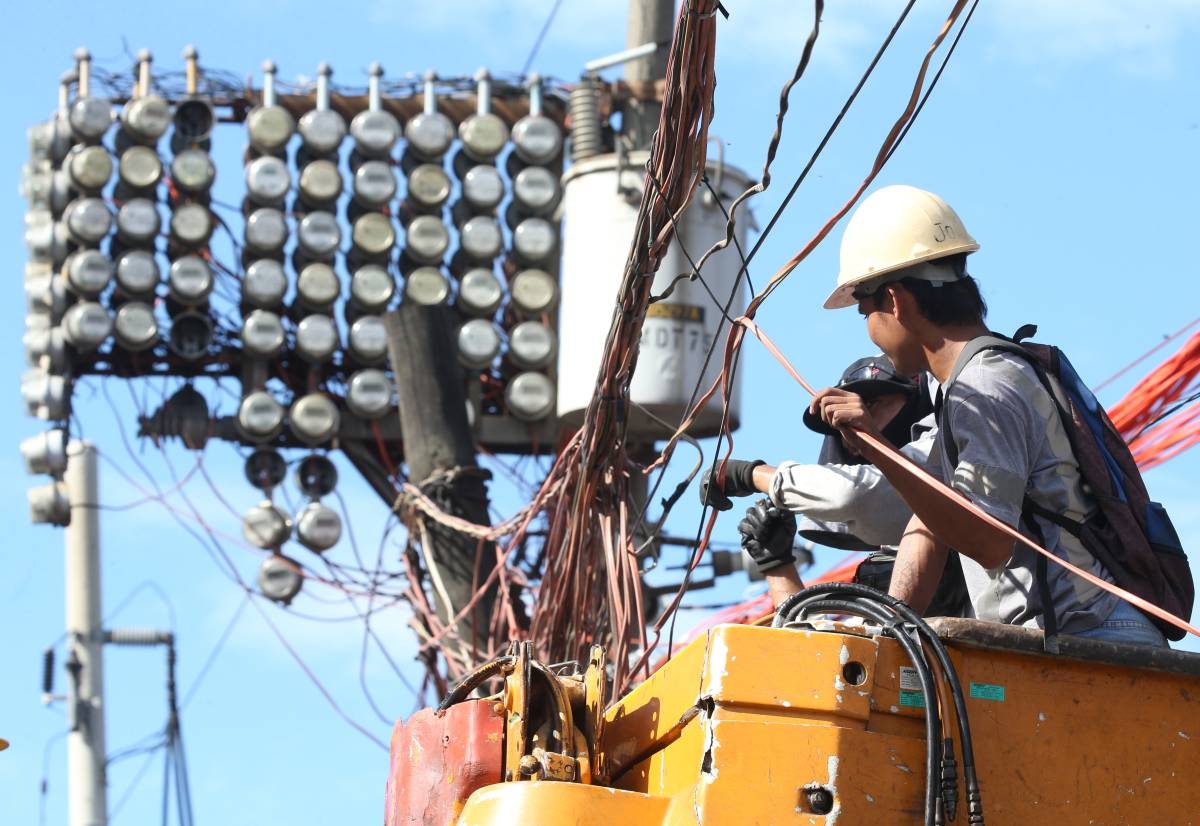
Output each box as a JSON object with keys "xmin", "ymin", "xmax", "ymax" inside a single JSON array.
[{"xmin": 899, "ymin": 666, "xmax": 922, "ymax": 691}]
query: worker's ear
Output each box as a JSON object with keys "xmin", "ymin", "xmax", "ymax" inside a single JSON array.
[{"xmin": 885, "ymin": 284, "xmax": 914, "ymax": 323}]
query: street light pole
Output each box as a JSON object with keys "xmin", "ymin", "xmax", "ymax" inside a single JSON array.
[{"xmin": 64, "ymin": 440, "xmax": 107, "ymax": 826}]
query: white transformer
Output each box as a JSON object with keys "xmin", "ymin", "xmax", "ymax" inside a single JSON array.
[{"xmin": 556, "ymin": 150, "xmax": 753, "ymax": 438}]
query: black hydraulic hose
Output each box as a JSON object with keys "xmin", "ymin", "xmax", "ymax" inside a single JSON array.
[
  {"xmin": 438, "ymin": 655, "xmax": 516, "ymax": 711},
  {"xmin": 878, "ymin": 608, "xmax": 981, "ymax": 824},
  {"xmin": 793, "ymin": 583, "xmax": 983, "ymax": 824},
  {"xmin": 779, "ymin": 583, "xmax": 983, "ymax": 824},
  {"xmin": 792, "ymin": 597, "xmax": 941, "ymax": 826}
]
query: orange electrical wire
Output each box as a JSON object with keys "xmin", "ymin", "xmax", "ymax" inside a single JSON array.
[{"xmin": 1108, "ymin": 330, "xmax": 1200, "ymax": 471}]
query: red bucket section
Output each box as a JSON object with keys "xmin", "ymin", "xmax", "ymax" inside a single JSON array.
[{"xmin": 385, "ymin": 699, "xmax": 505, "ymax": 826}]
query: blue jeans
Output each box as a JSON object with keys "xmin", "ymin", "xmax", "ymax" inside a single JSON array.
[{"xmin": 1070, "ymin": 599, "xmax": 1168, "ymax": 648}]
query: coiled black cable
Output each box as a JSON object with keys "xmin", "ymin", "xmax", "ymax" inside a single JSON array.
[
  {"xmin": 774, "ymin": 583, "xmax": 984, "ymax": 825},
  {"xmin": 779, "ymin": 595, "xmax": 940, "ymax": 823}
]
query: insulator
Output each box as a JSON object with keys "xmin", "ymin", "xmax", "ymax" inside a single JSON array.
[
  {"xmin": 568, "ymin": 77, "xmax": 604, "ymax": 162},
  {"xmin": 107, "ymin": 628, "xmax": 171, "ymax": 646},
  {"xmin": 511, "ymin": 166, "xmax": 562, "ymax": 216},
  {"xmin": 21, "ymin": 370, "xmax": 70, "ymax": 421}
]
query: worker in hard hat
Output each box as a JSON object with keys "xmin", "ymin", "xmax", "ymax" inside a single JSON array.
[
  {"xmin": 809, "ymin": 184, "xmax": 1166, "ymax": 646},
  {"xmin": 700, "ymin": 353, "xmax": 966, "ymax": 617}
]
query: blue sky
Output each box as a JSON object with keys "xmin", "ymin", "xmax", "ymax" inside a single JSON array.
[{"xmin": 3, "ymin": 2, "xmax": 1200, "ymax": 824}]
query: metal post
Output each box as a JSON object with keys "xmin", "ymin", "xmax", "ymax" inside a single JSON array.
[
  {"xmin": 65, "ymin": 440, "xmax": 107, "ymax": 826},
  {"xmin": 624, "ymin": 0, "xmax": 674, "ymax": 148}
]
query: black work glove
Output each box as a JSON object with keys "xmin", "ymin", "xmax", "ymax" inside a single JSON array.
[
  {"xmin": 738, "ymin": 499, "xmax": 798, "ymax": 574},
  {"xmin": 699, "ymin": 459, "xmax": 764, "ymax": 511}
]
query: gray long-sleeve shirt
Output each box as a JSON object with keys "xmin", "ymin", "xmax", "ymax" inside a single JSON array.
[{"xmin": 767, "ymin": 416, "xmax": 939, "ymax": 549}]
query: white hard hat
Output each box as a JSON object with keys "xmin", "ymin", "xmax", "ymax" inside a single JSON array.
[{"xmin": 825, "ymin": 185, "xmax": 979, "ymax": 309}]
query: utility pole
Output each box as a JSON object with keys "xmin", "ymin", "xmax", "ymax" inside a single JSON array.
[
  {"xmin": 624, "ymin": 0, "xmax": 675, "ymax": 623},
  {"xmin": 64, "ymin": 440, "xmax": 107, "ymax": 826},
  {"xmin": 385, "ymin": 303, "xmax": 499, "ymax": 666},
  {"xmin": 624, "ymin": 0, "xmax": 674, "ymax": 148}
]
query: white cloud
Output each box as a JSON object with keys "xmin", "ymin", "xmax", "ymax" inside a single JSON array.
[{"xmin": 983, "ymin": 0, "xmax": 1200, "ymax": 76}]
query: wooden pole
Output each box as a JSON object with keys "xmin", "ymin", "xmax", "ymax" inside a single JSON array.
[{"xmin": 385, "ymin": 302, "xmax": 497, "ymax": 665}]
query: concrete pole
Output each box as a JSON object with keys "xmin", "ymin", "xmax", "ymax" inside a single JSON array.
[
  {"xmin": 624, "ymin": 0, "xmax": 674, "ymax": 149},
  {"xmin": 65, "ymin": 440, "xmax": 107, "ymax": 826}
]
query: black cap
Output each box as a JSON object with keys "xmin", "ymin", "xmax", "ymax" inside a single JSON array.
[{"xmin": 803, "ymin": 355, "xmax": 918, "ymax": 435}]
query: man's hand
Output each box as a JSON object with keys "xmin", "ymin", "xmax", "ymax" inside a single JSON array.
[
  {"xmin": 738, "ymin": 499, "xmax": 798, "ymax": 573},
  {"xmin": 699, "ymin": 459, "xmax": 764, "ymax": 511},
  {"xmin": 809, "ymin": 388, "xmax": 882, "ymax": 450}
]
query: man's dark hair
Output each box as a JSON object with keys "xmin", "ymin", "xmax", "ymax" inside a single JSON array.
[{"xmin": 870, "ymin": 255, "xmax": 987, "ymax": 325}]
